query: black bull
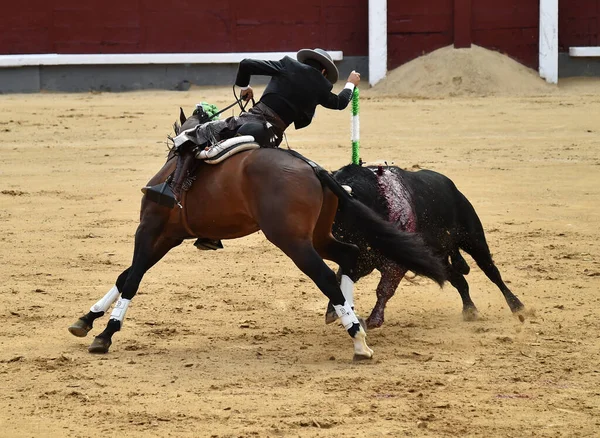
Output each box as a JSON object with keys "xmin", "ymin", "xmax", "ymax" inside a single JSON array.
[{"xmin": 326, "ymin": 164, "xmax": 526, "ymax": 329}]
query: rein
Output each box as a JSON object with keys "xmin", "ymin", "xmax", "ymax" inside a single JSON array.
[
  {"xmin": 232, "ymin": 84, "xmax": 256, "ymax": 113},
  {"xmin": 208, "ymin": 97, "xmax": 246, "ymax": 120}
]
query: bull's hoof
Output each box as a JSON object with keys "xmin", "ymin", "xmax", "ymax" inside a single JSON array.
[
  {"xmin": 88, "ymin": 336, "xmax": 111, "ymax": 354},
  {"xmin": 365, "ymin": 317, "xmax": 383, "ymax": 330},
  {"xmin": 68, "ymin": 319, "xmax": 92, "ymax": 337}
]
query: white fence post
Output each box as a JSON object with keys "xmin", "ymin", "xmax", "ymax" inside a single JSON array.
[
  {"xmin": 539, "ymin": 0, "xmax": 558, "ymax": 84},
  {"xmin": 369, "ymin": 0, "xmax": 387, "ymax": 86}
]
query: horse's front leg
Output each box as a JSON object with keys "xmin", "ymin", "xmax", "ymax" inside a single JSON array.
[
  {"xmin": 68, "ymin": 268, "xmax": 131, "ymax": 337},
  {"xmin": 88, "ymin": 223, "xmax": 182, "ymax": 353},
  {"xmin": 69, "ymin": 207, "xmax": 182, "ymax": 354}
]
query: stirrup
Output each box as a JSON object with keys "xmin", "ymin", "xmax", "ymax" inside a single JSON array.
[{"xmin": 141, "ymin": 182, "xmax": 178, "ymax": 209}]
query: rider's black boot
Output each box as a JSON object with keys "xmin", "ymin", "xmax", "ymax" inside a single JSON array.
[
  {"xmin": 142, "ymin": 181, "xmax": 177, "ymax": 208},
  {"xmin": 142, "ymin": 151, "xmax": 195, "ymax": 208}
]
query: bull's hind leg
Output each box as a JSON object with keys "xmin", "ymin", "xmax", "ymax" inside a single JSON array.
[
  {"xmin": 447, "ymin": 265, "xmax": 480, "ymax": 321},
  {"xmin": 476, "ymin": 256, "xmax": 525, "ymax": 319},
  {"xmin": 462, "ymin": 236, "xmax": 525, "ymax": 319}
]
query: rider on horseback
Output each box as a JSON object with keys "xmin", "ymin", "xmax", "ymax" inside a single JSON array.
[{"xmin": 143, "ymin": 48, "xmax": 361, "ymax": 208}]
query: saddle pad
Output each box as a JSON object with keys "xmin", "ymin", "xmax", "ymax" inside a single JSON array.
[
  {"xmin": 195, "ymin": 135, "xmax": 259, "ymax": 164},
  {"xmin": 173, "ymin": 127, "xmax": 200, "ymax": 149}
]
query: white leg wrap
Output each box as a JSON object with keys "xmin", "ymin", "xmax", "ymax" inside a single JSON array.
[
  {"xmin": 333, "ymin": 302, "xmax": 360, "ymax": 330},
  {"xmin": 109, "ymin": 298, "xmax": 131, "ymax": 324},
  {"xmin": 90, "ymin": 285, "xmax": 120, "ymax": 313},
  {"xmin": 340, "ymin": 275, "xmax": 355, "ymax": 309}
]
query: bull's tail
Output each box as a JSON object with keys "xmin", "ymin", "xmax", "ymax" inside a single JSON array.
[{"xmin": 316, "ymin": 168, "xmax": 447, "ymax": 286}]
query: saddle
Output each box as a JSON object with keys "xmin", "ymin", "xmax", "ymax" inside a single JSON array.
[
  {"xmin": 195, "ymin": 135, "xmax": 260, "ymax": 164},
  {"xmin": 143, "ymin": 116, "xmax": 275, "ymax": 209},
  {"xmin": 173, "ymin": 119, "xmax": 277, "ymax": 165}
]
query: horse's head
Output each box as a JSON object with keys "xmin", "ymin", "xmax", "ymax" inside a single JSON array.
[
  {"xmin": 174, "ymin": 103, "xmax": 217, "ymax": 136},
  {"xmin": 173, "ymin": 107, "xmax": 202, "ymax": 136},
  {"xmin": 168, "ymin": 107, "xmax": 208, "ymax": 160}
]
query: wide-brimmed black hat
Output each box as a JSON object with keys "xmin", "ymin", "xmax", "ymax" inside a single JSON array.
[{"xmin": 297, "ymin": 48, "xmax": 339, "ymax": 84}]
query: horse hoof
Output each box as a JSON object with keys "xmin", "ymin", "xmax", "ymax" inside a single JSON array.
[
  {"xmin": 325, "ymin": 311, "xmax": 338, "ymax": 325},
  {"xmin": 88, "ymin": 337, "xmax": 111, "ymax": 354},
  {"xmin": 462, "ymin": 307, "xmax": 480, "ymax": 322},
  {"xmin": 68, "ymin": 319, "xmax": 92, "ymax": 337},
  {"xmin": 353, "ymin": 353, "xmax": 373, "ymax": 362},
  {"xmin": 352, "ymin": 326, "xmax": 374, "ymax": 360}
]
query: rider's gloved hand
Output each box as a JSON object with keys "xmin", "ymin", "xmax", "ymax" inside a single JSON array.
[
  {"xmin": 347, "ymin": 70, "xmax": 361, "ymax": 87},
  {"xmin": 240, "ymin": 86, "xmax": 254, "ymax": 102}
]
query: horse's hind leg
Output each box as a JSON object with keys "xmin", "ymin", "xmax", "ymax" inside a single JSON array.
[
  {"xmin": 316, "ymin": 238, "xmax": 361, "ymax": 310},
  {"xmin": 68, "ymin": 267, "xmax": 131, "ymax": 337},
  {"xmin": 313, "ymin": 191, "xmax": 369, "ymax": 332},
  {"xmin": 269, "ymin": 233, "xmax": 372, "ymax": 360},
  {"xmin": 85, "ymin": 222, "xmax": 182, "ymax": 354}
]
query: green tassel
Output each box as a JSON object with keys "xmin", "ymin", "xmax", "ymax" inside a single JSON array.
[
  {"xmin": 351, "ymin": 87, "xmax": 360, "ymax": 116},
  {"xmin": 351, "ymin": 88, "xmax": 360, "ymax": 164},
  {"xmin": 200, "ymin": 102, "xmax": 220, "ymax": 120},
  {"xmin": 352, "ymin": 141, "xmax": 360, "ymax": 165}
]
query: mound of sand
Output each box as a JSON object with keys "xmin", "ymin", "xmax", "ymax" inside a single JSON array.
[{"xmin": 366, "ymin": 45, "xmax": 555, "ymax": 98}]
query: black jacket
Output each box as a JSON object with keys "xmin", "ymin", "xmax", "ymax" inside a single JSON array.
[{"xmin": 235, "ymin": 56, "xmax": 353, "ymax": 130}]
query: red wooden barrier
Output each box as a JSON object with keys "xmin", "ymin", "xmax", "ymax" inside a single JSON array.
[
  {"xmin": 0, "ymin": 0, "xmax": 367, "ymax": 56},
  {"xmin": 2, "ymin": 1, "xmax": 597, "ymax": 72},
  {"xmin": 559, "ymin": 0, "xmax": 600, "ymax": 50},
  {"xmin": 454, "ymin": 0, "xmax": 472, "ymax": 48},
  {"xmin": 387, "ymin": 1, "xmax": 453, "ymax": 70},
  {"xmin": 472, "ymin": 0, "xmax": 539, "ymax": 68},
  {"xmin": 388, "ymin": 0, "xmax": 538, "ymax": 70}
]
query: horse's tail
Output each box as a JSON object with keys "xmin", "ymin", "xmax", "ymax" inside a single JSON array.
[{"xmin": 315, "ymin": 168, "xmax": 447, "ymax": 286}]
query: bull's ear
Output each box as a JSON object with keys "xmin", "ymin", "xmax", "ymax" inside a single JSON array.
[{"xmin": 179, "ymin": 107, "xmax": 187, "ymax": 124}]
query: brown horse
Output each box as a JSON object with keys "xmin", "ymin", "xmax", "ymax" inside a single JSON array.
[{"xmin": 68, "ymin": 112, "xmax": 447, "ymax": 360}]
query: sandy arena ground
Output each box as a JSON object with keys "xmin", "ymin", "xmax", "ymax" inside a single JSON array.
[{"xmin": 1, "ymin": 80, "xmax": 599, "ymax": 437}]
